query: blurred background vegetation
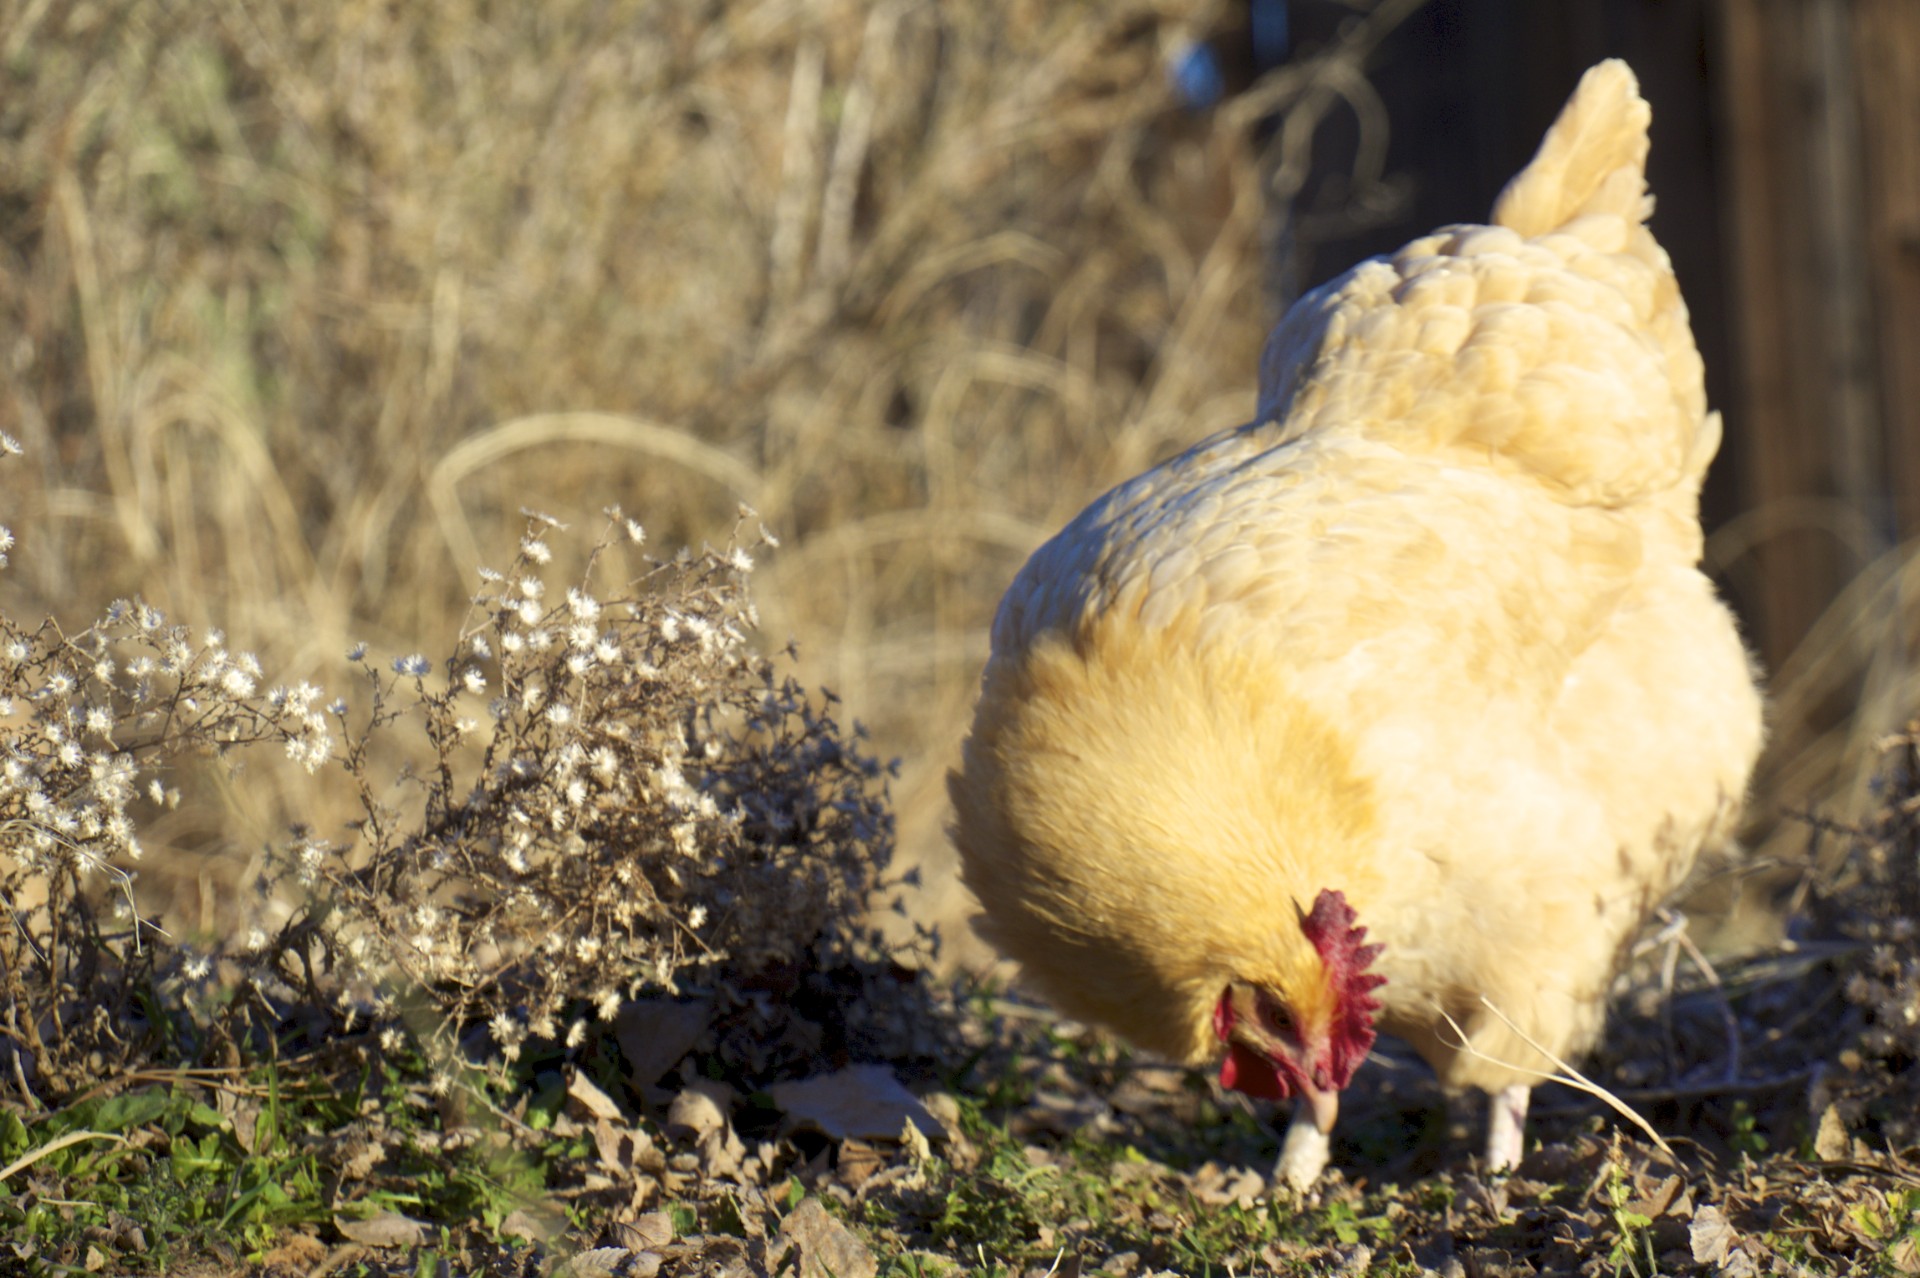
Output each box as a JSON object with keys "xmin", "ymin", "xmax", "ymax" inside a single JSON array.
[{"xmin": 3, "ymin": 0, "xmax": 1916, "ymax": 962}]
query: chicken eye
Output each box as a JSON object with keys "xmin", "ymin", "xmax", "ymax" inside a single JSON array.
[{"xmin": 1256, "ymin": 991, "xmax": 1295, "ymax": 1036}]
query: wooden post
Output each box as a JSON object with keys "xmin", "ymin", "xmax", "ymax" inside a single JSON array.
[
  {"xmin": 1712, "ymin": 0, "xmax": 1918, "ymax": 671},
  {"xmin": 1852, "ymin": 1, "xmax": 1920, "ymax": 542}
]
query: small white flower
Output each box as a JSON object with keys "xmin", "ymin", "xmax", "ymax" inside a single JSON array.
[
  {"xmin": 469, "ymin": 634, "xmax": 492, "ymax": 659},
  {"xmin": 392, "ymin": 654, "xmax": 431, "ymax": 678},
  {"xmin": 521, "ymin": 537, "xmax": 552, "ymax": 565},
  {"xmin": 461, "ymin": 667, "xmax": 486, "ymax": 693},
  {"xmin": 296, "ymin": 837, "xmax": 326, "ymax": 886},
  {"xmin": 728, "ymin": 547, "xmax": 753, "ymax": 573},
  {"xmin": 566, "ymin": 588, "xmax": 600, "ymax": 621}
]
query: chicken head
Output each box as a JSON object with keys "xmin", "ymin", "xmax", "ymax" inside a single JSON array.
[{"xmin": 1213, "ymin": 890, "xmax": 1386, "ymax": 1186}]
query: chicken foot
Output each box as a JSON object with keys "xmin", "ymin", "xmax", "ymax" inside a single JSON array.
[
  {"xmin": 1272, "ymin": 1099, "xmax": 1331, "ymax": 1192},
  {"xmin": 1485, "ymin": 1083, "xmax": 1531, "ymax": 1171}
]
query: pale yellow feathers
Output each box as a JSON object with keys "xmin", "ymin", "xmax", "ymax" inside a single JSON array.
[
  {"xmin": 953, "ymin": 612, "xmax": 1379, "ymax": 1067},
  {"xmin": 1255, "ymin": 60, "xmax": 1713, "ymax": 512},
  {"xmin": 950, "ymin": 61, "xmax": 1765, "ymax": 1098},
  {"xmin": 1490, "ymin": 59, "xmax": 1651, "ymax": 236}
]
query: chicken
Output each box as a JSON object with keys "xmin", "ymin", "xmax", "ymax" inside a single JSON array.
[{"xmin": 947, "ymin": 61, "xmax": 1763, "ymax": 1189}]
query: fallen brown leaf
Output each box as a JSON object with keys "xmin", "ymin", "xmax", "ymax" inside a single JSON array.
[
  {"xmin": 615, "ymin": 998, "xmax": 712, "ymax": 1088},
  {"xmin": 333, "ymin": 1209, "xmax": 429, "ymax": 1247},
  {"xmin": 568, "ymin": 1068, "xmax": 626, "ymax": 1124},
  {"xmin": 770, "ymin": 1064, "xmax": 941, "ymax": 1143},
  {"xmin": 772, "ymin": 1198, "xmax": 877, "ymax": 1278}
]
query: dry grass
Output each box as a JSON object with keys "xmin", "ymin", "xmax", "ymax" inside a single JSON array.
[{"xmin": 0, "ymin": 0, "xmax": 1362, "ymax": 948}]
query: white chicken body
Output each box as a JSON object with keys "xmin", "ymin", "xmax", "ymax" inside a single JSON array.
[{"xmin": 951, "ymin": 60, "xmax": 1764, "ymax": 1153}]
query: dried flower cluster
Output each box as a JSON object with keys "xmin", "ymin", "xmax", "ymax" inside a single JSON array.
[
  {"xmin": 0, "ymin": 524, "xmax": 341, "ymax": 1091},
  {"xmin": 243, "ymin": 509, "xmax": 895, "ymax": 1075},
  {"xmin": 0, "ymin": 473, "xmax": 893, "ymax": 1100}
]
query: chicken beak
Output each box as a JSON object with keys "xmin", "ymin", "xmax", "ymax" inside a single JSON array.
[{"xmin": 1300, "ymin": 1080, "xmax": 1339, "ymax": 1134}]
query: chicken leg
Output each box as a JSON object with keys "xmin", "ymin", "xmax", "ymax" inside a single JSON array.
[
  {"xmin": 1485, "ymin": 1083, "xmax": 1530, "ymax": 1172},
  {"xmin": 1273, "ymin": 1098, "xmax": 1331, "ymax": 1192}
]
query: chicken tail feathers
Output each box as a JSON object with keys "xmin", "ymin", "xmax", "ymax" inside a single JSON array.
[{"xmin": 1491, "ymin": 59, "xmax": 1652, "ymax": 238}]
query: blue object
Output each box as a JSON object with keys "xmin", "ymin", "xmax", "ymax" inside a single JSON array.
[
  {"xmin": 1251, "ymin": 0, "xmax": 1291, "ymax": 69},
  {"xmin": 1169, "ymin": 41, "xmax": 1225, "ymax": 110}
]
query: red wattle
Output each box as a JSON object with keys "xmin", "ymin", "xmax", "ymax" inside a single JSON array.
[{"xmin": 1220, "ymin": 1040, "xmax": 1288, "ymax": 1100}]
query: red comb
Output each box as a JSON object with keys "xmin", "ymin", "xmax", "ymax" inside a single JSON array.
[{"xmin": 1299, "ymin": 889, "xmax": 1385, "ymax": 1087}]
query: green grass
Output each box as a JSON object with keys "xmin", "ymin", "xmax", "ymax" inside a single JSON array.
[{"xmin": 0, "ymin": 1080, "xmax": 320, "ymax": 1262}]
